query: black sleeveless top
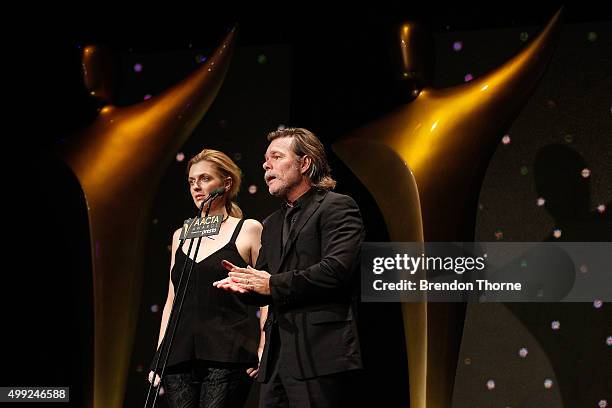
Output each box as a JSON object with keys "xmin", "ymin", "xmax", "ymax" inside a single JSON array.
[{"xmin": 165, "ymin": 219, "xmax": 260, "ymax": 367}]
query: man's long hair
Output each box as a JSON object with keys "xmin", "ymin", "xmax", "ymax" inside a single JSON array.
[{"xmin": 266, "ymin": 127, "xmax": 336, "ymax": 191}]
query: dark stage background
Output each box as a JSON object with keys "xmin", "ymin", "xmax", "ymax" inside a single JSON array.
[{"xmin": 5, "ymin": 7, "xmax": 611, "ymax": 408}]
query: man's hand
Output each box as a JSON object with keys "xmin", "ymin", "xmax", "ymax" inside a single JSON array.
[
  {"xmin": 212, "ymin": 260, "xmax": 271, "ymax": 295},
  {"xmin": 212, "ymin": 276, "xmax": 249, "ymax": 294}
]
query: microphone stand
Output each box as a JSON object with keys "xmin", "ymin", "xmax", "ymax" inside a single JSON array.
[{"xmin": 144, "ymin": 191, "xmax": 220, "ymax": 408}]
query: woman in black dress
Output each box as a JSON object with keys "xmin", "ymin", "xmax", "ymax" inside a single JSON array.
[{"xmin": 149, "ymin": 149, "xmax": 267, "ymax": 407}]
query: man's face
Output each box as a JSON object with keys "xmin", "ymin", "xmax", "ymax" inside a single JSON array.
[{"xmin": 263, "ymin": 137, "xmax": 303, "ymax": 198}]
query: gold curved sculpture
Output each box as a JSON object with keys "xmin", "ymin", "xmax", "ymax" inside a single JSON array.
[
  {"xmin": 333, "ymin": 11, "xmax": 562, "ymax": 408},
  {"xmin": 63, "ymin": 28, "xmax": 237, "ymax": 408}
]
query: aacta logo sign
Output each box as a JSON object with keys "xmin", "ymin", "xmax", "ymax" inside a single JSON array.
[{"xmin": 180, "ymin": 215, "xmax": 223, "ymax": 239}]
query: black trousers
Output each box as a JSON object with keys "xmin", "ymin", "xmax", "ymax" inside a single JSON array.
[
  {"xmin": 163, "ymin": 360, "xmax": 252, "ymax": 408},
  {"xmin": 259, "ymin": 344, "xmax": 360, "ymax": 408}
]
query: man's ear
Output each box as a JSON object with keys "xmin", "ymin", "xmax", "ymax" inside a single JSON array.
[{"xmin": 301, "ymin": 156, "xmax": 312, "ymax": 175}]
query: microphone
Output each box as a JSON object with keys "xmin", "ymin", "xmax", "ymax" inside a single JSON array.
[
  {"xmin": 197, "ymin": 187, "xmax": 227, "ymax": 213},
  {"xmin": 209, "ymin": 187, "xmax": 226, "ymax": 198}
]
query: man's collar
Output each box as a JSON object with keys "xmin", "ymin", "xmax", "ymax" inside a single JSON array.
[{"xmin": 285, "ymin": 187, "xmax": 317, "ymax": 209}]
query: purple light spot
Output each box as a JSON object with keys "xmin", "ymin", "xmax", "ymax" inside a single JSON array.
[
  {"xmin": 133, "ymin": 63, "xmax": 143, "ymax": 73},
  {"xmin": 464, "ymin": 73, "xmax": 473, "ymax": 82}
]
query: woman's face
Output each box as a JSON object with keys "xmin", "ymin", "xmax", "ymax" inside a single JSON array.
[{"xmin": 187, "ymin": 161, "xmax": 227, "ymax": 209}]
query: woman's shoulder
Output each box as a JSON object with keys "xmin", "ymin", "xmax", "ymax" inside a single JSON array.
[
  {"xmin": 172, "ymin": 227, "xmax": 183, "ymax": 243},
  {"xmin": 234, "ymin": 218, "xmax": 262, "ymax": 239},
  {"xmin": 241, "ymin": 218, "xmax": 263, "ymax": 231}
]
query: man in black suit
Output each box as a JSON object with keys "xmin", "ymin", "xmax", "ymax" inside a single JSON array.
[{"xmin": 215, "ymin": 127, "xmax": 364, "ymax": 407}]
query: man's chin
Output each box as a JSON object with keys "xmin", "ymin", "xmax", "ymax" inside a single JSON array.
[{"xmin": 268, "ymin": 186, "xmax": 285, "ymax": 197}]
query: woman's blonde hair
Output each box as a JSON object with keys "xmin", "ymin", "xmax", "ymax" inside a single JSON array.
[{"xmin": 187, "ymin": 149, "xmax": 243, "ymax": 218}]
